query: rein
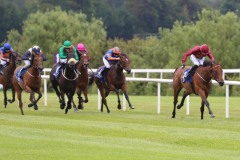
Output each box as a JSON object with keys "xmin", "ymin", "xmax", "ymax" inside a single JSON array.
[
  {"xmin": 27, "ymin": 70, "xmax": 41, "ymax": 77},
  {"xmin": 196, "ymin": 72, "xmax": 211, "ymax": 83},
  {"xmin": 195, "ymin": 65, "xmax": 221, "ymax": 83},
  {"xmin": 62, "ymin": 68, "xmax": 78, "ymax": 81}
]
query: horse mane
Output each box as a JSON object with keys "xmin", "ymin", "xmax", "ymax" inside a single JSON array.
[
  {"xmin": 203, "ymin": 60, "xmax": 213, "ymax": 67},
  {"xmin": 121, "ymin": 53, "xmax": 127, "ymax": 57}
]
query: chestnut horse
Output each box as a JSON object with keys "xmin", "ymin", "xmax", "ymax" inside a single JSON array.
[
  {"xmin": 73, "ymin": 52, "xmax": 90, "ymax": 110},
  {"xmin": 89, "ymin": 53, "xmax": 134, "ymax": 113},
  {"xmin": 50, "ymin": 52, "xmax": 78, "ymax": 114},
  {"xmin": 12, "ymin": 52, "xmax": 44, "ymax": 115},
  {"xmin": 0, "ymin": 52, "xmax": 21, "ymax": 108},
  {"xmin": 172, "ymin": 62, "xmax": 224, "ymax": 119}
]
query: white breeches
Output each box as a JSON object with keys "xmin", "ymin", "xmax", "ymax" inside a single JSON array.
[
  {"xmin": 190, "ymin": 55, "xmax": 205, "ymax": 66},
  {"xmin": 103, "ymin": 57, "xmax": 111, "ymax": 68},
  {"xmin": 0, "ymin": 59, "xmax": 7, "ymax": 65}
]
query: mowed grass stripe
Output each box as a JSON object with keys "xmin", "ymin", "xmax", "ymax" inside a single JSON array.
[{"xmin": 0, "ymin": 93, "xmax": 240, "ymax": 160}]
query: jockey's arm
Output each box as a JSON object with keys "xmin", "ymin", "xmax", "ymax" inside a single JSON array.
[
  {"xmin": 0, "ymin": 52, "xmax": 8, "ymax": 61},
  {"xmin": 107, "ymin": 53, "xmax": 120, "ymax": 61},
  {"xmin": 207, "ymin": 51, "xmax": 215, "ymax": 63},
  {"xmin": 22, "ymin": 51, "xmax": 31, "ymax": 60},
  {"xmin": 41, "ymin": 52, "xmax": 47, "ymax": 61}
]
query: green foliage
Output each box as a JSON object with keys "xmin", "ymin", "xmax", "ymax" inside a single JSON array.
[
  {"xmin": 7, "ymin": 7, "xmax": 107, "ymax": 68},
  {"xmin": 159, "ymin": 9, "xmax": 240, "ymax": 69}
]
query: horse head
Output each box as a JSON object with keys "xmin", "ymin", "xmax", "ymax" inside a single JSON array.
[
  {"xmin": 119, "ymin": 53, "xmax": 131, "ymax": 74},
  {"xmin": 79, "ymin": 53, "xmax": 90, "ymax": 69},
  {"xmin": 13, "ymin": 52, "xmax": 21, "ymax": 64},
  {"xmin": 67, "ymin": 58, "xmax": 77, "ymax": 70},
  {"xmin": 32, "ymin": 52, "xmax": 44, "ymax": 73},
  {"xmin": 210, "ymin": 63, "xmax": 224, "ymax": 86}
]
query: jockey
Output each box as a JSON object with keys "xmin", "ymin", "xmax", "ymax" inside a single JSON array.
[
  {"xmin": 0, "ymin": 43, "xmax": 14, "ymax": 75},
  {"xmin": 76, "ymin": 43, "xmax": 88, "ymax": 59},
  {"xmin": 20, "ymin": 46, "xmax": 47, "ymax": 75},
  {"xmin": 96, "ymin": 46, "xmax": 121, "ymax": 78},
  {"xmin": 54, "ymin": 40, "xmax": 79, "ymax": 77},
  {"xmin": 181, "ymin": 44, "xmax": 215, "ymax": 79}
]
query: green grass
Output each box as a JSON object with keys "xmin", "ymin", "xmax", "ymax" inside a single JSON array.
[{"xmin": 0, "ymin": 92, "xmax": 240, "ymax": 160}]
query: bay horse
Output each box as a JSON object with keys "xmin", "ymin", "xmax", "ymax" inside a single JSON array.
[
  {"xmin": 74, "ymin": 52, "xmax": 90, "ymax": 110},
  {"xmin": 12, "ymin": 52, "xmax": 44, "ymax": 115},
  {"xmin": 172, "ymin": 61, "xmax": 224, "ymax": 119},
  {"xmin": 90, "ymin": 53, "xmax": 134, "ymax": 113},
  {"xmin": 50, "ymin": 52, "xmax": 78, "ymax": 114},
  {"xmin": 0, "ymin": 52, "xmax": 21, "ymax": 108}
]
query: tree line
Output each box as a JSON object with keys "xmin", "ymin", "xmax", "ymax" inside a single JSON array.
[{"xmin": 1, "ymin": 0, "xmax": 240, "ymax": 95}]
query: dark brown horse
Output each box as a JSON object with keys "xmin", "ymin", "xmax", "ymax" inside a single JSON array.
[
  {"xmin": 90, "ymin": 53, "xmax": 134, "ymax": 113},
  {"xmin": 12, "ymin": 52, "xmax": 44, "ymax": 115},
  {"xmin": 0, "ymin": 52, "xmax": 21, "ymax": 108},
  {"xmin": 74, "ymin": 52, "xmax": 90, "ymax": 110},
  {"xmin": 50, "ymin": 52, "xmax": 78, "ymax": 114},
  {"xmin": 172, "ymin": 62, "xmax": 224, "ymax": 119}
]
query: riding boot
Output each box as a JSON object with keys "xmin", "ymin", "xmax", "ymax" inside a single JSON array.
[
  {"xmin": 188, "ymin": 65, "xmax": 198, "ymax": 77},
  {"xmin": 97, "ymin": 67, "xmax": 105, "ymax": 78}
]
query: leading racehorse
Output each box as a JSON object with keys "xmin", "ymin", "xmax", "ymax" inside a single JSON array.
[
  {"xmin": 12, "ymin": 52, "xmax": 44, "ymax": 115},
  {"xmin": 172, "ymin": 61, "xmax": 224, "ymax": 119},
  {"xmin": 0, "ymin": 52, "xmax": 21, "ymax": 108},
  {"xmin": 50, "ymin": 52, "xmax": 78, "ymax": 114},
  {"xmin": 89, "ymin": 53, "xmax": 134, "ymax": 113}
]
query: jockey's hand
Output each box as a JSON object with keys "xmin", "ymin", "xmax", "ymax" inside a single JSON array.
[
  {"xmin": 6, "ymin": 59, "xmax": 9, "ymax": 62},
  {"xmin": 181, "ymin": 64, "xmax": 185, "ymax": 69}
]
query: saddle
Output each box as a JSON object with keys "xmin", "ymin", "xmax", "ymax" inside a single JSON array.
[
  {"xmin": 16, "ymin": 67, "xmax": 29, "ymax": 82},
  {"xmin": 95, "ymin": 66, "xmax": 109, "ymax": 86},
  {"xmin": 182, "ymin": 69, "xmax": 193, "ymax": 83}
]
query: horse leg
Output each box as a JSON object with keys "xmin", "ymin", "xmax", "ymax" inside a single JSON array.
[
  {"xmin": 177, "ymin": 91, "xmax": 190, "ymax": 109},
  {"xmin": 17, "ymin": 90, "xmax": 24, "ymax": 115},
  {"xmin": 60, "ymin": 92, "xmax": 66, "ymax": 110},
  {"xmin": 83, "ymin": 88, "xmax": 88, "ymax": 103},
  {"xmin": 76, "ymin": 89, "xmax": 83, "ymax": 109},
  {"xmin": 8, "ymin": 87, "xmax": 15, "ymax": 103},
  {"xmin": 65, "ymin": 93, "xmax": 74, "ymax": 114},
  {"xmin": 199, "ymin": 90, "xmax": 215, "ymax": 118},
  {"xmin": 96, "ymin": 82, "xmax": 110, "ymax": 113},
  {"xmin": 72, "ymin": 100, "xmax": 78, "ymax": 112},
  {"xmin": 122, "ymin": 90, "xmax": 134, "ymax": 109},
  {"xmin": 200, "ymin": 101, "xmax": 205, "ymax": 120},
  {"xmin": 172, "ymin": 86, "xmax": 182, "ymax": 118},
  {"xmin": 3, "ymin": 88, "xmax": 8, "ymax": 108},
  {"xmin": 115, "ymin": 89, "xmax": 122, "ymax": 110},
  {"xmin": 52, "ymin": 83, "xmax": 62, "ymax": 103}
]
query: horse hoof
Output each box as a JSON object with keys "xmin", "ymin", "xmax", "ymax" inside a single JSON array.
[
  {"xmin": 107, "ymin": 110, "xmax": 110, "ymax": 113},
  {"xmin": 177, "ymin": 104, "xmax": 182, "ymax": 109},
  {"xmin": 74, "ymin": 108, "xmax": 78, "ymax": 112},
  {"xmin": 28, "ymin": 103, "xmax": 33, "ymax": 107},
  {"xmin": 172, "ymin": 116, "xmax": 175, "ymax": 118},
  {"xmin": 210, "ymin": 114, "xmax": 215, "ymax": 118},
  {"xmin": 117, "ymin": 105, "xmax": 121, "ymax": 110},
  {"xmin": 130, "ymin": 106, "xmax": 135, "ymax": 109},
  {"xmin": 78, "ymin": 105, "xmax": 84, "ymax": 110},
  {"xmin": 34, "ymin": 105, "xmax": 38, "ymax": 110}
]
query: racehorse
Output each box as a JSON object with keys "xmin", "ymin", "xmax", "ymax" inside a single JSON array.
[
  {"xmin": 74, "ymin": 52, "xmax": 90, "ymax": 110},
  {"xmin": 50, "ymin": 52, "xmax": 78, "ymax": 114},
  {"xmin": 0, "ymin": 52, "xmax": 21, "ymax": 108},
  {"xmin": 12, "ymin": 52, "xmax": 44, "ymax": 115},
  {"xmin": 172, "ymin": 61, "xmax": 224, "ymax": 119},
  {"xmin": 89, "ymin": 53, "xmax": 134, "ymax": 113}
]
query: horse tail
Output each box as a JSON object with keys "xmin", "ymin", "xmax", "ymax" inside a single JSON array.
[
  {"xmin": 88, "ymin": 72, "xmax": 95, "ymax": 87},
  {"xmin": 173, "ymin": 67, "xmax": 179, "ymax": 78}
]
